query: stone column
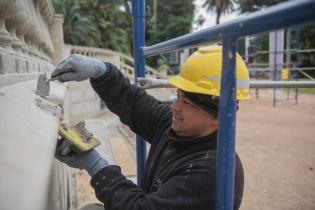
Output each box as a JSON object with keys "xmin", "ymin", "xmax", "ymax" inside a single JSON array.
[
  {"xmin": 15, "ymin": 0, "xmax": 33, "ymax": 56},
  {"xmin": 51, "ymin": 14, "xmax": 64, "ymax": 64},
  {"xmin": 24, "ymin": 0, "xmax": 40, "ymax": 58},
  {"xmin": 0, "ymin": 0, "xmax": 19, "ymax": 50}
]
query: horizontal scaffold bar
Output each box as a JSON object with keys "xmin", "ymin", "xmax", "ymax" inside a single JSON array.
[
  {"xmin": 143, "ymin": 0, "xmax": 315, "ymax": 57},
  {"xmin": 138, "ymin": 78, "xmax": 315, "ymax": 89}
]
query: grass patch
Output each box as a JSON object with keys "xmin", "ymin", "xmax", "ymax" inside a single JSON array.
[{"xmin": 298, "ymin": 88, "xmax": 315, "ymax": 94}]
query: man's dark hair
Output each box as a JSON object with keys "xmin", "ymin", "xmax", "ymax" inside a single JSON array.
[
  {"xmin": 182, "ymin": 90, "xmax": 240, "ymax": 119},
  {"xmin": 181, "ymin": 90, "xmax": 219, "ymax": 118}
]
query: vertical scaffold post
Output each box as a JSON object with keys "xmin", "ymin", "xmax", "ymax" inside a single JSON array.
[
  {"xmin": 273, "ymin": 31, "xmax": 278, "ymax": 107},
  {"xmin": 216, "ymin": 38, "xmax": 237, "ymax": 210},
  {"xmin": 131, "ymin": 0, "xmax": 147, "ymax": 185}
]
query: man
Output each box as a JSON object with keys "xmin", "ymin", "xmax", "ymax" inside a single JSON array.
[{"xmin": 53, "ymin": 45, "xmax": 249, "ymax": 210}]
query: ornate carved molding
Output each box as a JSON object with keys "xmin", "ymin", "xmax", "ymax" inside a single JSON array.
[
  {"xmin": 0, "ymin": 0, "xmax": 57, "ymax": 60},
  {"xmin": 0, "ymin": 0, "xmax": 64, "ymax": 88}
]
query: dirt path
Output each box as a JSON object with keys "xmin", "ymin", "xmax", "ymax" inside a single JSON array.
[{"xmin": 237, "ymin": 90, "xmax": 315, "ymax": 210}]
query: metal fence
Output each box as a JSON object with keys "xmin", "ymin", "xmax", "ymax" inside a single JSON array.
[{"xmin": 131, "ymin": 0, "xmax": 315, "ymax": 209}]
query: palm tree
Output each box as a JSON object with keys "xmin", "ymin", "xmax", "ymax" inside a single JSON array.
[
  {"xmin": 53, "ymin": 0, "xmax": 130, "ymax": 52},
  {"xmin": 62, "ymin": 0, "xmax": 101, "ymax": 46},
  {"xmin": 85, "ymin": 0, "xmax": 131, "ymax": 54},
  {"xmin": 203, "ymin": 0, "xmax": 234, "ymax": 25}
]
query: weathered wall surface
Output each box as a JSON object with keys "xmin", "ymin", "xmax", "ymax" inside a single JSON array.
[{"xmin": 0, "ymin": 1, "xmax": 73, "ymax": 210}]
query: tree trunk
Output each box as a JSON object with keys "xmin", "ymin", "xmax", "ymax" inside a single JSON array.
[{"xmin": 216, "ymin": 11, "xmax": 221, "ymax": 25}]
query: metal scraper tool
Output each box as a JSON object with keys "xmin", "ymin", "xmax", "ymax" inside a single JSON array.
[{"xmin": 36, "ymin": 74, "xmax": 51, "ymax": 97}]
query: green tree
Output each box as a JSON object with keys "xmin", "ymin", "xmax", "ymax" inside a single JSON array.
[
  {"xmin": 234, "ymin": 0, "xmax": 289, "ymax": 60},
  {"xmin": 80, "ymin": 0, "xmax": 131, "ymax": 54},
  {"xmin": 62, "ymin": 0, "xmax": 101, "ymax": 47},
  {"xmin": 235, "ymin": 0, "xmax": 288, "ymax": 13},
  {"xmin": 52, "ymin": 0, "xmax": 198, "ymax": 56},
  {"xmin": 52, "ymin": 0, "xmax": 63, "ymax": 13},
  {"xmin": 300, "ymin": 24, "xmax": 315, "ymax": 67},
  {"xmin": 52, "ymin": 0, "xmax": 130, "ymax": 53},
  {"xmin": 152, "ymin": 0, "xmax": 195, "ymax": 43},
  {"xmin": 120, "ymin": 0, "xmax": 196, "ymax": 67},
  {"xmin": 202, "ymin": 0, "xmax": 234, "ymax": 25},
  {"xmin": 121, "ymin": 0, "xmax": 195, "ymax": 46},
  {"xmin": 147, "ymin": 0, "xmax": 195, "ymax": 68}
]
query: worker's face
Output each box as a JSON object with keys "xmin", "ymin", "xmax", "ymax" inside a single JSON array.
[{"xmin": 171, "ymin": 89, "xmax": 218, "ymax": 138}]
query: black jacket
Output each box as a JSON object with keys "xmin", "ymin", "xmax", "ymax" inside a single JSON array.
[{"xmin": 89, "ymin": 63, "xmax": 244, "ymax": 210}]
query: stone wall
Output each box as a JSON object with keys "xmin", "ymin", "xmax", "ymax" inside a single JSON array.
[{"xmin": 0, "ymin": 1, "xmax": 72, "ymax": 210}]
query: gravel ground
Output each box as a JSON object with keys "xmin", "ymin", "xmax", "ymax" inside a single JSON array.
[{"xmin": 237, "ymin": 89, "xmax": 315, "ymax": 210}]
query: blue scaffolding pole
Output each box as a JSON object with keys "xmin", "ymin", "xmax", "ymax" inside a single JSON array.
[
  {"xmin": 132, "ymin": 0, "xmax": 315, "ymax": 209},
  {"xmin": 131, "ymin": 0, "xmax": 146, "ymax": 185},
  {"xmin": 216, "ymin": 38, "xmax": 237, "ymax": 209}
]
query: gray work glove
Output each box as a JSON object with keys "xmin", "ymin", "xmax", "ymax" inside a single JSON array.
[
  {"xmin": 51, "ymin": 54, "xmax": 107, "ymax": 82},
  {"xmin": 55, "ymin": 148, "xmax": 108, "ymax": 177}
]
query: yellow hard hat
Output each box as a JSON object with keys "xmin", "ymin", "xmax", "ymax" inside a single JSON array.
[{"xmin": 169, "ymin": 45, "xmax": 250, "ymax": 100}]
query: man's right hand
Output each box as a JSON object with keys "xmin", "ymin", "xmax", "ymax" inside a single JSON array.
[{"xmin": 51, "ymin": 54, "xmax": 107, "ymax": 82}]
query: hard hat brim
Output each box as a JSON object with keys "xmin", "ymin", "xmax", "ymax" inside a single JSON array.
[
  {"xmin": 169, "ymin": 75, "xmax": 213, "ymax": 95},
  {"xmin": 169, "ymin": 74, "xmax": 250, "ymax": 100}
]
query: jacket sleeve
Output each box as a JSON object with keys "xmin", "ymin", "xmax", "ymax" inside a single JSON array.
[
  {"xmin": 90, "ymin": 63, "xmax": 172, "ymax": 144},
  {"xmin": 91, "ymin": 163, "xmax": 216, "ymax": 210}
]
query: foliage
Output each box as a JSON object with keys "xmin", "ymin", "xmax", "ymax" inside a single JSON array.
[
  {"xmin": 202, "ymin": 0, "xmax": 235, "ymax": 25},
  {"xmin": 300, "ymin": 88, "xmax": 315, "ymax": 94},
  {"xmin": 52, "ymin": 0, "xmax": 63, "ymax": 13},
  {"xmin": 145, "ymin": 0, "xmax": 195, "ymax": 67},
  {"xmin": 120, "ymin": 0, "xmax": 195, "ymax": 47},
  {"xmin": 79, "ymin": 0, "xmax": 131, "ymax": 54},
  {"xmin": 62, "ymin": 0, "xmax": 101, "ymax": 47},
  {"xmin": 147, "ymin": 0, "xmax": 195, "ymax": 44},
  {"xmin": 52, "ymin": 0, "xmax": 197, "ymax": 57},
  {"xmin": 235, "ymin": 0, "xmax": 315, "ymax": 78},
  {"xmin": 248, "ymin": 33, "xmax": 269, "ymax": 63},
  {"xmin": 118, "ymin": 0, "xmax": 196, "ymax": 67},
  {"xmin": 52, "ymin": 0, "xmax": 130, "ymax": 54},
  {"xmin": 300, "ymin": 24, "xmax": 315, "ymax": 66},
  {"xmin": 235, "ymin": 0, "xmax": 288, "ymax": 13}
]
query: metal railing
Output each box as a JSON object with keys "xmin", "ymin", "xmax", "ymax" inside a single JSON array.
[
  {"xmin": 131, "ymin": 0, "xmax": 315, "ymax": 209},
  {"xmin": 137, "ymin": 78, "xmax": 315, "ymax": 89}
]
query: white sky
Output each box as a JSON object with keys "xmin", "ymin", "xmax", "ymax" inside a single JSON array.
[{"xmin": 193, "ymin": 0, "xmax": 240, "ymax": 31}]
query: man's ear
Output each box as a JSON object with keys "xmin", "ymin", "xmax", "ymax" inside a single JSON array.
[{"xmin": 209, "ymin": 116, "xmax": 218, "ymax": 127}]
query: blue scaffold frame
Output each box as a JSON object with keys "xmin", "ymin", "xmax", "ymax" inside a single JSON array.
[
  {"xmin": 131, "ymin": 0, "xmax": 315, "ymax": 209},
  {"xmin": 131, "ymin": 0, "xmax": 147, "ymax": 185}
]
